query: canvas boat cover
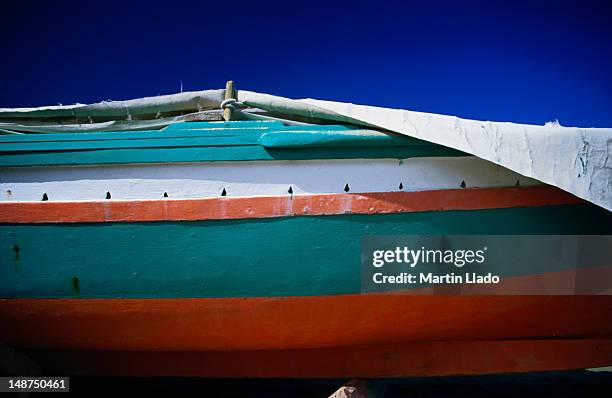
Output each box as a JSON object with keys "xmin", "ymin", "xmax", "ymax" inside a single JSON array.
[{"xmin": 1, "ymin": 88, "xmax": 610, "ymax": 212}]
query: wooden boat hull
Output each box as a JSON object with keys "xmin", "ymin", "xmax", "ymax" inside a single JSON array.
[
  {"xmin": 1, "ymin": 198, "xmax": 612, "ymax": 377},
  {"xmin": 1, "ymin": 121, "xmax": 611, "ymax": 377},
  {"xmin": 2, "ymin": 295, "xmax": 612, "ymax": 377}
]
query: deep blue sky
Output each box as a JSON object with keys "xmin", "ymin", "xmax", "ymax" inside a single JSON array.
[{"xmin": 1, "ymin": 0, "xmax": 611, "ymax": 126}]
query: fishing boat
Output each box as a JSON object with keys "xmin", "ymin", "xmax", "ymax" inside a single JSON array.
[{"xmin": 0, "ymin": 82, "xmax": 611, "ymax": 378}]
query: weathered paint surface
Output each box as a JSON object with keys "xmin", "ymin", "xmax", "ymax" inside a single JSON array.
[
  {"xmin": 0, "ymin": 157, "xmax": 538, "ymax": 201},
  {"xmin": 259, "ymin": 129, "xmax": 429, "ymax": 148},
  {"xmin": 0, "ymin": 186, "xmax": 581, "ymax": 224},
  {"xmin": 2, "ymin": 119, "xmax": 611, "ymax": 378},
  {"xmin": 1, "ymin": 204, "xmax": 611, "ymax": 299},
  {"xmin": 1, "ymin": 291, "xmax": 611, "ymax": 351},
  {"xmin": 1, "ymin": 295, "xmax": 611, "ymax": 376},
  {"xmin": 0, "ymin": 121, "xmax": 463, "ymax": 167}
]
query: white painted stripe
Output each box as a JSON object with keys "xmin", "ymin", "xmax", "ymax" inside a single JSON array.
[{"xmin": 0, "ymin": 157, "xmax": 539, "ymax": 201}]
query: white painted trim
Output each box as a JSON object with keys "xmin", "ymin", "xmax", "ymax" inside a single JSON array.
[{"xmin": 0, "ymin": 157, "xmax": 539, "ymax": 202}]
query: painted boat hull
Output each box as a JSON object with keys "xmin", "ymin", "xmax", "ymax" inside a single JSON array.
[
  {"xmin": 2, "ymin": 199, "xmax": 612, "ymax": 377},
  {"xmin": 1, "ymin": 121, "xmax": 611, "ymax": 377}
]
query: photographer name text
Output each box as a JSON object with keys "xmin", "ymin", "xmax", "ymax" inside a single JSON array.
[{"xmin": 371, "ymin": 246, "xmax": 500, "ymax": 285}]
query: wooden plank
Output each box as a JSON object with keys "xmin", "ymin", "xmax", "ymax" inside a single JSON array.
[
  {"xmin": 0, "ymin": 187, "xmax": 579, "ymax": 223},
  {"xmin": 261, "ymin": 130, "xmax": 428, "ymax": 148},
  {"xmin": 0, "ymin": 136, "xmax": 262, "ymax": 152},
  {"xmin": 223, "ymin": 80, "xmax": 235, "ymax": 121},
  {"xmin": 0, "ymin": 121, "xmax": 282, "ymax": 143},
  {"xmin": 0, "ymin": 146, "xmax": 465, "ymax": 167}
]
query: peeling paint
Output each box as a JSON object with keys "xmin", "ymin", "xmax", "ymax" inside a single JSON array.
[{"xmin": 0, "ymin": 187, "xmax": 583, "ymax": 224}]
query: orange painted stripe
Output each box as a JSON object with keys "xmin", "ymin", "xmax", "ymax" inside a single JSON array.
[
  {"xmin": 4, "ymin": 292, "xmax": 612, "ymax": 377},
  {"xmin": 29, "ymin": 339, "xmax": 612, "ymax": 377},
  {"xmin": 2, "ymin": 274, "xmax": 611, "ymax": 376},
  {"xmin": 1, "ymin": 295, "xmax": 610, "ymax": 353},
  {"xmin": 0, "ymin": 186, "xmax": 582, "ymax": 224}
]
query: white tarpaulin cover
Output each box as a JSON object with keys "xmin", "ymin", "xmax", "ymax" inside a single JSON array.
[
  {"xmin": 238, "ymin": 91, "xmax": 612, "ymax": 212},
  {"xmin": 1, "ymin": 88, "xmax": 610, "ymax": 211},
  {"xmin": 0, "ymin": 90, "xmax": 224, "ymax": 118}
]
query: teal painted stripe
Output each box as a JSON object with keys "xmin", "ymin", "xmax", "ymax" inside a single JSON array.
[
  {"xmin": 0, "ymin": 125, "xmax": 270, "ymax": 152},
  {"xmin": 1, "ymin": 204, "xmax": 611, "ymax": 299},
  {"xmin": 261, "ymin": 131, "xmax": 428, "ymax": 148},
  {"xmin": 0, "ymin": 122, "xmax": 356, "ymax": 145},
  {"xmin": 0, "ymin": 146, "xmax": 463, "ymax": 166},
  {"xmin": 0, "ymin": 136, "xmax": 262, "ymax": 152},
  {"xmin": 0, "ymin": 121, "xmax": 283, "ymax": 142},
  {"xmin": 0, "ymin": 130, "xmax": 163, "ymax": 143},
  {"xmin": 0, "ymin": 130, "xmax": 265, "ymax": 146},
  {"xmin": 0, "ymin": 121, "xmax": 464, "ymax": 167},
  {"xmin": 2, "ymin": 129, "xmax": 421, "ymax": 152}
]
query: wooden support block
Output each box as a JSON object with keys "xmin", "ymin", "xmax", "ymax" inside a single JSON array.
[{"xmin": 223, "ymin": 80, "xmax": 235, "ymax": 121}]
